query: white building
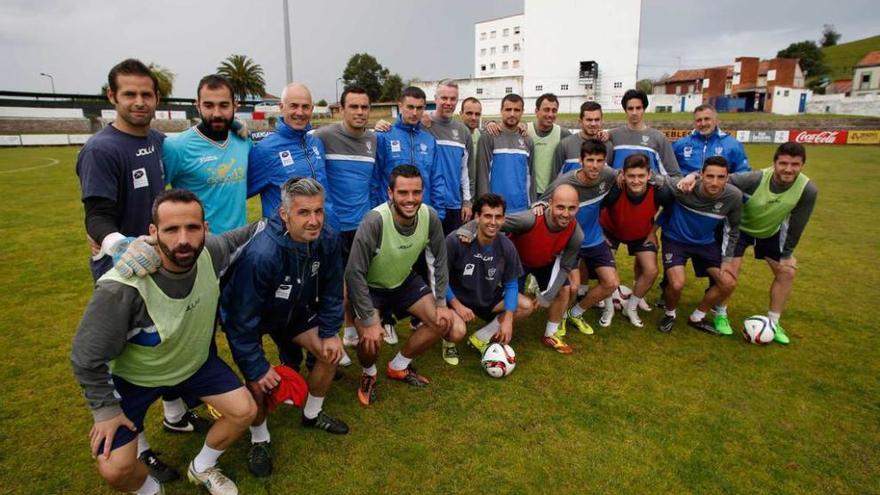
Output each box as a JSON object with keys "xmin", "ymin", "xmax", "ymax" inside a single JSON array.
[{"xmin": 416, "ymin": 0, "xmax": 641, "ymax": 115}]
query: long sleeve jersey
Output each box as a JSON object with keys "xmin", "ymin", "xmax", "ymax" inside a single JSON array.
[
  {"xmin": 476, "ymin": 128, "xmax": 535, "ymax": 213},
  {"xmin": 658, "ymin": 177, "xmax": 742, "ymax": 260},
  {"xmin": 552, "ymin": 132, "xmax": 615, "ymax": 180},
  {"xmin": 608, "ymin": 126, "xmax": 681, "ymax": 177},
  {"xmin": 673, "ymin": 128, "xmax": 750, "ymax": 175},
  {"xmin": 540, "ymin": 166, "xmax": 618, "ymax": 249},
  {"xmin": 314, "ymin": 123, "xmax": 377, "ymax": 232},
  {"xmin": 426, "ymin": 114, "xmax": 475, "ymax": 210},
  {"xmin": 373, "ymin": 118, "xmax": 445, "ymax": 216}
]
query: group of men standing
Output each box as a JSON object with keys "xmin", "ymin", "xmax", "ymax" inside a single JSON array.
[{"xmin": 70, "ymin": 58, "xmax": 817, "ymax": 495}]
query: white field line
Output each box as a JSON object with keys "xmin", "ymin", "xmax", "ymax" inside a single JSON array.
[{"xmin": 0, "ymin": 157, "xmax": 61, "ymax": 174}]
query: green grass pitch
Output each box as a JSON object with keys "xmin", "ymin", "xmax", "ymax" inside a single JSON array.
[{"xmin": 0, "ymin": 144, "xmax": 877, "ymax": 494}]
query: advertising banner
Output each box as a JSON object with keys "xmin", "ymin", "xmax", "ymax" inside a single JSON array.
[
  {"xmin": 846, "ymin": 130, "xmax": 880, "ymax": 145},
  {"xmin": 789, "ymin": 130, "xmax": 848, "ymax": 144}
]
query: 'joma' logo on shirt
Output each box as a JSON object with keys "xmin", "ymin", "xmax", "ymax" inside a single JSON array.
[
  {"xmin": 185, "ymin": 296, "xmax": 201, "ymax": 312},
  {"xmin": 398, "ymin": 243, "xmax": 413, "ymax": 250},
  {"xmin": 136, "ymin": 145, "xmax": 155, "ymax": 157}
]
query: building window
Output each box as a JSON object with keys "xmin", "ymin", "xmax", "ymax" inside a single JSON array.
[
  {"xmin": 502, "ymin": 61, "xmax": 509, "ymax": 69},
  {"xmin": 480, "ymin": 48, "xmax": 486, "ymax": 57},
  {"xmin": 688, "ymin": 84, "xmax": 694, "ymax": 93},
  {"xmin": 585, "ymin": 83, "xmax": 593, "ymax": 90},
  {"xmin": 675, "ymin": 86, "xmax": 681, "ymax": 95},
  {"xmin": 503, "ymin": 45, "xmax": 509, "ymax": 53},
  {"xmin": 480, "ymin": 64, "xmax": 486, "ymax": 72},
  {"xmin": 476, "ymin": 88, "xmax": 484, "ymax": 95},
  {"xmin": 490, "ymin": 63, "xmax": 496, "ymax": 70},
  {"xmin": 513, "ymin": 26, "xmax": 520, "ymax": 34},
  {"xmin": 861, "ymin": 73, "xmax": 871, "ymax": 90},
  {"xmin": 614, "ymin": 81, "xmax": 623, "ymax": 89},
  {"xmin": 490, "ymin": 47, "xmax": 496, "ymax": 55},
  {"xmin": 535, "ymin": 85, "xmax": 543, "ymax": 92},
  {"xmin": 503, "ymin": 28, "xmax": 509, "ymax": 37},
  {"xmin": 784, "ymin": 90, "xmax": 790, "ymax": 97},
  {"xmin": 560, "ymin": 84, "xmax": 569, "ymax": 91},
  {"xmin": 480, "ymin": 32, "xmax": 486, "ymax": 40},
  {"xmin": 512, "ymin": 60, "xmax": 520, "ymax": 68},
  {"xmin": 490, "ymin": 30, "xmax": 496, "ymax": 39},
  {"xmin": 513, "ymin": 43, "xmax": 521, "ymax": 52},
  {"xmin": 505, "ymin": 87, "xmax": 513, "ymax": 94}
]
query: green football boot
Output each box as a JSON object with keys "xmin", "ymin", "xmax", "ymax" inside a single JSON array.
[
  {"xmin": 564, "ymin": 311, "xmax": 594, "ymax": 335},
  {"xmin": 713, "ymin": 314, "xmax": 733, "ymax": 336},
  {"xmin": 773, "ymin": 323, "xmax": 790, "ymax": 345}
]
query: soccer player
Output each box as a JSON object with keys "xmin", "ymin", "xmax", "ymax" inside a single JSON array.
[
  {"xmin": 460, "ymin": 97, "xmax": 482, "ymax": 158},
  {"xmin": 673, "ymin": 104, "xmax": 750, "ymax": 175},
  {"xmin": 598, "ymin": 154, "xmax": 675, "ymax": 327},
  {"xmin": 445, "ymin": 193, "xmax": 532, "ymax": 355},
  {"xmin": 608, "ymin": 89, "xmax": 681, "ymax": 176},
  {"xmin": 247, "ymin": 82, "xmax": 332, "ymax": 219},
  {"xmin": 679, "ymin": 142, "xmax": 817, "ymax": 343},
  {"xmin": 221, "ymin": 178, "xmax": 348, "ymax": 477},
  {"xmin": 526, "ymin": 93, "xmax": 569, "ymax": 195},
  {"xmin": 71, "ymin": 190, "xmax": 260, "ymax": 495},
  {"xmin": 541, "ymin": 139, "xmax": 620, "ymax": 331},
  {"xmin": 458, "ymin": 185, "xmax": 583, "ymax": 353},
  {"xmin": 657, "ymin": 156, "xmax": 742, "ymax": 334},
  {"xmin": 163, "ymin": 74, "xmax": 250, "ymax": 234},
  {"xmin": 372, "ymin": 86, "xmax": 444, "ymax": 217},
  {"xmin": 345, "ymin": 165, "xmax": 465, "ymax": 406},
  {"xmin": 315, "ymin": 86, "xmax": 378, "ymax": 348},
  {"xmin": 75, "ymin": 58, "xmax": 203, "ymax": 483},
  {"xmin": 476, "ymin": 93, "xmax": 535, "ymax": 213},
  {"xmin": 428, "ymin": 80, "xmax": 476, "ymax": 234},
  {"xmin": 554, "ymin": 101, "xmax": 614, "ymax": 178}
]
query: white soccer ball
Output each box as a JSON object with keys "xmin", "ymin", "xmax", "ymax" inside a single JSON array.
[
  {"xmin": 612, "ymin": 285, "xmax": 633, "ymax": 310},
  {"xmin": 742, "ymin": 315, "xmax": 776, "ymax": 345},
  {"xmin": 481, "ymin": 343, "xmax": 517, "ymax": 378}
]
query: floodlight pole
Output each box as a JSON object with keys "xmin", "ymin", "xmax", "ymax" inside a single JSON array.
[
  {"xmin": 335, "ymin": 77, "xmax": 343, "ymax": 104},
  {"xmin": 40, "ymin": 72, "xmax": 55, "ymax": 94},
  {"xmin": 283, "ymin": 0, "xmax": 293, "ymax": 83}
]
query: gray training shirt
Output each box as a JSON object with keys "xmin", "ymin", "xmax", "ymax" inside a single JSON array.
[
  {"xmin": 70, "ymin": 222, "xmax": 262, "ymax": 421},
  {"xmin": 344, "ymin": 204, "xmax": 448, "ymax": 326}
]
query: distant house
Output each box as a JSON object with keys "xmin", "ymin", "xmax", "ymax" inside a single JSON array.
[
  {"xmin": 826, "ymin": 79, "xmax": 853, "ymax": 96},
  {"xmin": 852, "ymin": 51, "xmax": 880, "ymax": 96}
]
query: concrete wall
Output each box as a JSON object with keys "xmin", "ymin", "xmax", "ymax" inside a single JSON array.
[
  {"xmin": 807, "ymin": 94, "xmax": 880, "ymax": 117},
  {"xmin": 768, "ymin": 87, "xmax": 810, "ymax": 115},
  {"xmin": 0, "ymin": 118, "xmax": 92, "ymax": 134},
  {"xmin": 647, "ymin": 94, "xmax": 701, "ymax": 113}
]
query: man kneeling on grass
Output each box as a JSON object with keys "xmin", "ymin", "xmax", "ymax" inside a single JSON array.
[
  {"xmin": 445, "ymin": 193, "xmax": 533, "ymax": 357},
  {"xmin": 71, "ymin": 189, "xmax": 259, "ymax": 495}
]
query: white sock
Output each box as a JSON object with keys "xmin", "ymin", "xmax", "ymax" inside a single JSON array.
[
  {"xmin": 665, "ymin": 309, "xmax": 677, "ymax": 318},
  {"xmin": 690, "ymin": 309, "xmax": 706, "ymax": 321},
  {"xmin": 163, "ymin": 398, "xmax": 187, "ymax": 424},
  {"xmin": 249, "ymin": 420, "xmax": 270, "ymax": 444},
  {"xmin": 569, "ymin": 304, "xmax": 585, "ymax": 317},
  {"xmin": 362, "ymin": 364, "xmax": 377, "ymax": 377},
  {"xmin": 475, "ymin": 317, "xmax": 500, "ymax": 341},
  {"xmin": 136, "ymin": 432, "xmax": 150, "ymax": 456},
  {"xmin": 344, "ymin": 326, "xmax": 357, "ymax": 339},
  {"xmin": 192, "ymin": 443, "xmax": 224, "ymax": 473},
  {"xmin": 544, "ymin": 321, "xmax": 560, "ymax": 337},
  {"xmin": 135, "ymin": 475, "xmax": 161, "ymax": 495},
  {"xmin": 627, "ymin": 296, "xmax": 642, "ymax": 312},
  {"xmin": 768, "ymin": 311, "xmax": 781, "ymax": 325},
  {"xmin": 303, "ymin": 394, "xmax": 324, "ymax": 420},
  {"xmin": 714, "ymin": 305, "xmax": 728, "ymax": 316},
  {"xmin": 602, "ymin": 295, "xmax": 614, "ymax": 311},
  {"xmin": 389, "ymin": 352, "xmax": 412, "ymax": 371}
]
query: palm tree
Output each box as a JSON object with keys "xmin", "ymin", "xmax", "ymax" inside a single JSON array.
[
  {"xmin": 217, "ymin": 54, "xmax": 266, "ymax": 104},
  {"xmin": 148, "ymin": 63, "xmax": 175, "ymax": 98}
]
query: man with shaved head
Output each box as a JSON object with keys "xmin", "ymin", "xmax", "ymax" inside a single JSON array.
[
  {"xmin": 458, "ymin": 184, "xmax": 583, "ymax": 354},
  {"xmin": 247, "ymin": 83, "xmax": 333, "ymax": 220}
]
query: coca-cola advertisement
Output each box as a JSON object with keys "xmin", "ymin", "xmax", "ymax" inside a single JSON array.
[{"xmin": 789, "ymin": 130, "xmax": 849, "ymax": 145}]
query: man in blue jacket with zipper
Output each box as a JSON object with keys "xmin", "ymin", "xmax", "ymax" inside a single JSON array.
[
  {"xmin": 372, "ymin": 86, "xmax": 445, "ymax": 216},
  {"xmin": 247, "ymin": 83, "xmax": 333, "ymax": 219},
  {"xmin": 220, "ymin": 177, "xmax": 348, "ymax": 479},
  {"xmin": 673, "ymin": 104, "xmax": 750, "ymax": 175}
]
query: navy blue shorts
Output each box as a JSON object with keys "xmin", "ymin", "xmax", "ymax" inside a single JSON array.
[
  {"xmin": 734, "ymin": 231, "xmax": 783, "ymax": 261},
  {"xmin": 442, "ymin": 208, "xmax": 463, "ymax": 235},
  {"xmin": 369, "ymin": 272, "xmax": 433, "ymax": 321},
  {"xmin": 579, "ymin": 242, "xmax": 617, "ymax": 279},
  {"xmin": 269, "ymin": 309, "xmax": 318, "ymax": 366},
  {"xmin": 456, "ymin": 293, "xmax": 503, "ymax": 323},
  {"xmin": 98, "ymin": 352, "xmax": 242, "ymax": 455},
  {"xmin": 89, "ymin": 256, "xmax": 113, "ymax": 282},
  {"xmin": 605, "ymin": 234, "xmax": 658, "ymax": 256},
  {"xmin": 520, "ymin": 263, "xmax": 570, "ymax": 293},
  {"xmin": 661, "ymin": 236, "xmax": 721, "ymax": 278}
]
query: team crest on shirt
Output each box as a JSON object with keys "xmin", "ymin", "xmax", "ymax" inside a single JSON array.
[
  {"xmin": 279, "ymin": 150, "xmax": 294, "ymax": 166},
  {"xmin": 599, "ymin": 182, "xmax": 607, "ymax": 193},
  {"xmin": 641, "ymin": 135, "xmax": 650, "ymax": 145},
  {"xmin": 452, "ymin": 129, "xmax": 460, "ymax": 138},
  {"xmin": 419, "ymin": 143, "xmax": 428, "ymax": 153},
  {"xmin": 683, "ymin": 146, "xmax": 693, "ymax": 158},
  {"xmin": 487, "ymin": 268, "xmax": 497, "ymax": 279},
  {"xmin": 311, "ymin": 261, "xmax": 320, "ymax": 276},
  {"xmin": 518, "ymin": 138, "xmax": 525, "ymax": 146},
  {"xmin": 715, "ymin": 146, "xmax": 724, "ymax": 155},
  {"xmin": 390, "ymin": 140, "xmax": 401, "ymax": 153},
  {"xmin": 366, "ymin": 141, "xmax": 373, "ymax": 152},
  {"xmin": 714, "ymin": 202, "xmax": 723, "ymax": 212}
]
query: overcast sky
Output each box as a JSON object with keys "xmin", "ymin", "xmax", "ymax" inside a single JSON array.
[{"xmin": 1, "ymin": 0, "xmax": 878, "ymax": 101}]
